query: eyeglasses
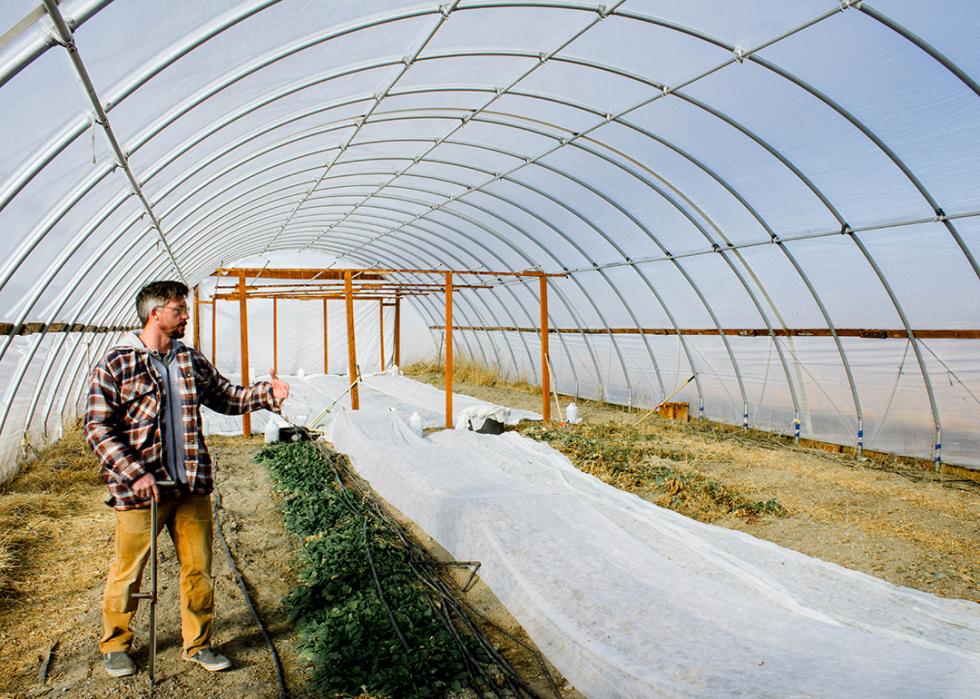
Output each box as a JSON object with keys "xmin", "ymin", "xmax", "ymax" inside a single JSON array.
[{"xmin": 156, "ymin": 304, "xmax": 190, "ymax": 316}]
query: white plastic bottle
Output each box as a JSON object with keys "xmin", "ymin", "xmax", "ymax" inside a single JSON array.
[
  {"xmin": 409, "ymin": 412, "xmax": 424, "ymax": 436},
  {"xmin": 566, "ymin": 402, "xmax": 580, "ymax": 424},
  {"xmin": 263, "ymin": 420, "xmax": 280, "ymax": 444}
]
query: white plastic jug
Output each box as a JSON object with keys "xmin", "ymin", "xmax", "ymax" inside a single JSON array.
[
  {"xmin": 566, "ymin": 402, "xmax": 581, "ymax": 424},
  {"xmin": 409, "ymin": 412, "xmax": 424, "ymax": 436},
  {"xmin": 263, "ymin": 420, "xmax": 280, "ymax": 444}
]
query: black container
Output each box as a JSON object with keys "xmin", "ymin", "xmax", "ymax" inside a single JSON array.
[
  {"xmin": 279, "ymin": 425, "xmax": 314, "ymax": 442},
  {"xmin": 474, "ymin": 418, "xmax": 505, "ymax": 435}
]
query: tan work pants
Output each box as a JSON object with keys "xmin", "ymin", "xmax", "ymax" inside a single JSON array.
[{"xmin": 100, "ymin": 493, "xmax": 214, "ymax": 656}]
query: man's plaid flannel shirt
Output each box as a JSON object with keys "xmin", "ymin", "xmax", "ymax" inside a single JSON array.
[{"xmin": 84, "ymin": 339, "xmax": 276, "ymax": 510}]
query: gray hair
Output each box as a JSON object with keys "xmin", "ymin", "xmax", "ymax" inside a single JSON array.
[{"xmin": 136, "ymin": 280, "xmax": 189, "ymax": 325}]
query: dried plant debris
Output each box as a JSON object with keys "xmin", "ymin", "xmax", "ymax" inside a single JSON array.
[{"xmin": 517, "ymin": 421, "xmax": 788, "ymax": 523}]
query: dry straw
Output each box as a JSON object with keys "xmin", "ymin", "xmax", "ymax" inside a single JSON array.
[{"xmin": 0, "ymin": 425, "xmax": 100, "ymax": 600}]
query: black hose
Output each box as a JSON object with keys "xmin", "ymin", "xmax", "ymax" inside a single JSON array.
[
  {"xmin": 212, "ymin": 469, "xmax": 289, "ymax": 699},
  {"xmin": 361, "ymin": 515, "xmax": 412, "ymax": 655}
]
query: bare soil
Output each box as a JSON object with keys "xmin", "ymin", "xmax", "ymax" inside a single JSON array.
[{"xmin": 0, "ymin": 435, "xmax": 305, "ymax": 699}]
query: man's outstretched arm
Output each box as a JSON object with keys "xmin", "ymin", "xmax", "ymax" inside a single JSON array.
[{"xmin": 194, "ymin": 351, "xmax": 289, "ymax": 415}]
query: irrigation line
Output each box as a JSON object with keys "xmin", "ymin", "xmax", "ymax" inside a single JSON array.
[
  {"xmin": 330, "ymin": 446, "xmax": 542, "ymax": 696},
  {"xmin": 211, "ymin": 464, "xmax": 289, "ymax": 699},
  {"xmin": 424, "ymin": 570, "xmax": 560, "ymax": 699},
  {"xmin": 361, "ymin": 516, "xmax": 413, "ymax": 654},
  {"xmin": 315, "ymin": 442, "xmax": 559, "ymax": 698},
  {"xmin": 321, "ymin": 447, "xmax": 512, "ymax": 695},
  {"xmin": 430, "ymin": 592, "xmax": 497, "ymax": 699}
]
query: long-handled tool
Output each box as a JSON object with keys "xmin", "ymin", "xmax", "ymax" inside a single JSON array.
[
  {"xmin": 132, "ymin": 478, "xmax": 175, "ymax": 692},
  {"xmin": 543, "ymin": 354, "xmax": 565, "ymax": 424},
  {"xmin": 307, "ymin": 373, "xmax": 362, "ymax": 430},
  {"xmin": 633, "ymin": 375, "xmax": 697, "ymax": 426}
]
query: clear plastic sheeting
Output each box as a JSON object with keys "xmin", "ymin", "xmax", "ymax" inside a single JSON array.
[
  {"xmin": 0, "ymin": 0, "xmax": 978, "ymax": 474},
  {"xmin": 326, "ymin": 406, "xmax": 980, "ymax": 698}
]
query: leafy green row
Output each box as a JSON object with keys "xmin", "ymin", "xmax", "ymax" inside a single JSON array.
[{"xmin": 258, "ymin": 442, "xmax": 471, "ymax": 698}]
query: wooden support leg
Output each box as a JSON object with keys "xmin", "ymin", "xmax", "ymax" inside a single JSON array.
[
  {"xmin": 273, "ymin": 297, "xmax": 278, "ymax": 375},
  {"xmin": 394, "ymin": 295, "xmax": 401, "ymax": 368},
  {"xmin": 445, "ymin": 272, "xmax": 453, "ymax": 429},
  {"xmin": 323, "ymin": 299, "xmax": 330, "ymax": 374},
  {"xmin": 344, "ymin": 272, "xmax": 359, "ymax": 409},
  {"xmin": 211, "ymin": 296, "xmax": 216, "ymax": 365},
  {"xmin": 192, "ymin": 285, "xmax": 201, "ymax": 350},
  {"xmin": 540, "ymin": 275, "xmax": 551, "ymax": 422},
  {"xmin": 238, "ymin": 273, "xmax": 251, "ymax": 437},
  {"xmin": 379, "ymin": 299, "xmax": 385, "ymax": 372}
]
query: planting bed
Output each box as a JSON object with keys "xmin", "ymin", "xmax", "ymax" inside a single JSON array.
[
  {"xmin": 257, "ymin": 439, "xmax": 564, "ymax": 698},
  {"xmin": 405, "ymin": 362, "xmax": 980, "ymax": 604}
]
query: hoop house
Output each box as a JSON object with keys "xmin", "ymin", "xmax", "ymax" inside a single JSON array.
[{"xmin": 1, "ymin": 0, "xmax": 978, "ymax": 481}]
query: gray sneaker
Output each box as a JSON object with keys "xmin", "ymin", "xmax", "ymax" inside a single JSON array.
[
  {"xmin": 103, "ymin": 651, "xmax": 136, "ymax": 677},
  {"xmin": 183, "ymin": 647, "xmax": 232, "ymax": 672}
]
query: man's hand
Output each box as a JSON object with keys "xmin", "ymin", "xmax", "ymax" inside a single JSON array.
[
  {"xmin": 270, "ymin": 369, "xmax": 290, "ymax": 408},
  {"xmin": 132, "ymin": 473, "xmax": 159, "ymax": 502}
]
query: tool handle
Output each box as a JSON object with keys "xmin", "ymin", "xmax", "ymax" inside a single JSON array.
[{"xmin": 157, "ymin": 478, "xmax": 176, "ymax": 487}]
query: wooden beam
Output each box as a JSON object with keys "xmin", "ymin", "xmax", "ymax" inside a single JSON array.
[
  {"xmin": 0, "ymin": 322, "xmax": 138, "ymax": 336},
  {"xmin": 379, "ymin": 299, "xmax": 385, "ymax": 372},
  {"xmin": 394, "ymin": 295, "xmax": 401, "ymax": 368},
  {"xmin": 540, "ymin": 276, "xmax": 550, "ymax": 423},
  {"xmin": 210, "ymin": 291, "xmax": 430, "ymax": 301},
  {"xmin": 238, "ymin": 273, "xmax": 251, "ymax": 437},
  {"xmin": 273, "ymin": 297, "xmax": 278, "ymax": 375},
  {"xmin": 214, "ymin": 267, "xmax": 385, "ymax": 281},
  {"xmin": 213, "ymin": 266, "xmax": 566, "ymax": 280},
  {"xmin": 323, "ymin": 299, "xmax": 330, "ymax": 374},
  {"xmin": 216, "ymin": 282, "xmax": 494, "ymax": 291},
  {"xmin": 426, "ymin": 326, "xmax": 980, "ymax": 340},
  {"xmin": 210, "ymin": 296, "xmax": 217, "ymax": 365},
  {"xmin": 192, "ymin": 285, "xmax": 201, "ymax": 350},
  {"xmin": 344, "ymin": 271, "xmax": 359, "ymax": 410},
  {"xmin": 445, "ymin": 272, "xmax": 453, "ymax": 429}
]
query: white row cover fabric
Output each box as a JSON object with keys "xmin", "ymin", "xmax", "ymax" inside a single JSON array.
[
  {"xmin": 324, "ymin": 399, "xmax": 980, "ymax": 697},
  {"xmin": 0, "ymin": 0, "xmax": 978, "ymax": 475}
]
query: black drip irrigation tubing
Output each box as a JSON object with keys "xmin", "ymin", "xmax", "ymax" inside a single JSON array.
[
  {"xmin": 317, "ymin": 442, "xmax": 562, "ymax": 699},
  {"xmin": 361, "ymin": 516, "xmax": 412, "ymax": 654},
  {"xmin": 212, "ymin": 463, "xmax": 289, "ymax": 699}
]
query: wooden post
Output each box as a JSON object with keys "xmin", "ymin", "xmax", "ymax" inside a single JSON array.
[
  {"xmin": 540, "ymin": 275, "xmax": 551, "ymax": 422},
  {"xmin": 344, "ymin": 271, "xmax": 359, "ymax": 409},
  {"xmin": 192, "ymin": 285, "xmax": 201, "ymax": 349},
  {"xmin": 394, "ymin": 295, "xmax": 401, "ymax": 368},
  {"xmin": 323, "ymin": 299, "xmax": 330, "ymax": 374},
  {"xmin": 445, "ymin": 272, "xmax": 453, "ymax": 428},
  {"xmin": 273, "ymin": 296, "xmax": 278, "ymax": 375},
  {"xmin": 379, "ymin": 299, "xmax": 385, "ymax": 372},
  {"xmin": 210, "ymin": 295, "xmax": 216, "ymax": 365},
  {"xmin": 238, "ymin": 273, "xmax": 251, "ymax": 437}
]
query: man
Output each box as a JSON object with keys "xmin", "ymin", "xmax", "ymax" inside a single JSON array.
[{"xmin": 84, "ymin": 280, "xmax": 289, "ymax": 678}]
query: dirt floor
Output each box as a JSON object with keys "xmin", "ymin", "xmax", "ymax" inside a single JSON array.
[
  {"xmin": 0, "ymin": 433, "xmax": 307, "ymax": 698},
  {"xmin": 407, "ymin": 364, "xmax": 979, "ymax": 604}
]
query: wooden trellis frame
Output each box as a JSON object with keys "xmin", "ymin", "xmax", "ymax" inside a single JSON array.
[{"xmin": 207, "ymin": 267, "xmax": 566, "ymax": 435}]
